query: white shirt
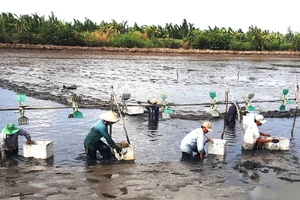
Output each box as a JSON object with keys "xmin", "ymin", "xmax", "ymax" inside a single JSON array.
[
  {"xmin": 242, "ymin": 122, "xmax": 260, "ymax": 149},
  {"xmin": 180, "ymin": 128, "xmax": 205, "ymax": 153}
]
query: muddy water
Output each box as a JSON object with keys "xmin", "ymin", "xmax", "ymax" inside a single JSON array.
[
  {"xmin": 0, "ymin": 52, "xmax": 299, "ymax": 167},
  {"xmin": 1, "ymin": 52, "xmax": 300, "ymax": 199},
  {"xmin": 1, "ymin": 52, "xmax": 300, "ymax": 113}
]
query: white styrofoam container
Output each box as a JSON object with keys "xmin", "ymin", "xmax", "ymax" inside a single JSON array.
[
  {"xmin": 114, "ymin": 142, "xmax": 134, "ymax": 160},
  {"xmin": 263, "ymin": 136, "xmax": 290, "ymax": 150},
  {"xmin": 23, "ymin": 141, "xmax": 54, "ymax": 159},
  {"xmin": 207, "ymin": 138, "xmax": 227, "ymax": 155},
  {"xmin": 126, "ymin": 106, "xmax": 144, "ymax": 115}
]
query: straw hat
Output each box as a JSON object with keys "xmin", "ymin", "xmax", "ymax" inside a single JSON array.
[
  {"xmin": 100, "ymin": 111, "xmax": 119, "ymax": 123},
  {"xmin": 202, "ymin": 121, "xmax": 212, "ymax": 132},
  {"xmin": 1, "ymin": 123, "xmax": 19, "ymax": 135}
]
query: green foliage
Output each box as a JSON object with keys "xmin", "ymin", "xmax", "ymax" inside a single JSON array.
[
  {"xmin": 109, "ymin": 32, "xmax": 153, "ymax": 48},
  {"xmin": 0, "ymin": 12, "xmax": 299, "ymax": 51},
  {"xmin": 229, "ymin": 41, "xmax": 251, "ymax": 51},
  {"xmin": 291, "ymin": 33, "xmax": 300, "ymax": 51},
  {"xmin": 189, "ymin": 34, "xmax": 210, "ymax": 49},
  {"xmin": 152, "ymin": 38, "xmax": 183, "ymax": 49}
]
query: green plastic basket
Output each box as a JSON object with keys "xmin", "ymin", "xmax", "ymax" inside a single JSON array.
[
  {"xmin": 73, "ymin": 111, "xmax": 83, "ymax": 118},
  {"xmin": 247, "ymin": 105, "xmax": 256, "ymax": 111},
  {"xmin": 164, "ymin": 108, "xmax": 173, "ymax": 114},
  {"xmin": 209, "ymin": 92, "xmax": 216, "ymax": 99},
  {"xmin": 16, "ymin": 93, "xmax": 26, "ymax": 103},
  {"xmin": 161, "ymin": 93, "xmax": 167, "ymax": 100},
  {"xmin": 279, "ymin": 105, "xmax": 286, "ymax": 111},
  {"xmin": 282, "ymin": 88, "xmax": 289, "ymax": 95}
]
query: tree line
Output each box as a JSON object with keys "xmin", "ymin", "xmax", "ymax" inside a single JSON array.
[{"xmin": 1, "ymin": 12, "xmax": 300, "ymax": 51}]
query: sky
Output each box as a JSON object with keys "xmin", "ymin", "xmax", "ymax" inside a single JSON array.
[{"xmin": 1, "ymin": 0, "xmax": 299, "ymax": 34}]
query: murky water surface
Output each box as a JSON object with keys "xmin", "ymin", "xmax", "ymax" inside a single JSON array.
[{"xmin": 0, "ymin": 53, "xmax": 300, "ymax": 168}]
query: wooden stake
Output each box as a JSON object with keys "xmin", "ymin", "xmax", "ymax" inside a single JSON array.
[
  {"xmin": 291, "ymin": 75, "xmax": 299, "ymax": 139},
  {"xmin": 221, "ymin": 90, "xmax": 228, "ymax": 139},
  {"xmin": 111, "ymin": 86, "xmax": 131, "ymax": 144}
]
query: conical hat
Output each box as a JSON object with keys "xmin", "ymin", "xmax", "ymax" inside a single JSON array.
[{"xmin": 100, "ymin": 111, "xmax": 119, "ymax": 123}]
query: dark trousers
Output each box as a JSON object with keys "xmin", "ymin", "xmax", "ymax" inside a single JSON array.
[
  {"xmin": 85, "ymin": 140, "xmax": 112, "ymax": 160},
  {"xmin": 1, "ymin": 147, "xmax": 18, "ymax": 160}
]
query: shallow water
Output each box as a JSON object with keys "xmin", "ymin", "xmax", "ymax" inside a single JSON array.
[
  {"xmin": 0, "ymin": 53, "xmax": 300, "ymax": 168},
  {"xmin": 1, "ymin": 53, "xmax": 300, "ymax": 199},
  {"xmin": 0, "ymin": 88, "xmax": 299, "ymax": 167}
]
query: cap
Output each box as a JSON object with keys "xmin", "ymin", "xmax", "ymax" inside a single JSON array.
[
  {"xmin": 150, "ymin": 99, "xmax": 157, "ymax": 104},
  {"xmin": 255, "ymin": 114, "xmax": 266, "ymax": 124},
  {"xmin": 100, "ymin": 111, "xmax": 119, "ymax": 123},
  {"xmin": 202, "ymin": 121, "xmax": 212, "ymax": 132}
]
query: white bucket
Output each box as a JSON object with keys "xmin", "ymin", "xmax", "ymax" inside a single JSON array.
[
  {"xmin": 263, "ymin": 136, "xmax": 290, "ymax": 150},
  {"xmin": 207, "ymin": 138, "xmax": 227, "ymax": 155},
  {"xmin": 23, "ymin": 140, "xmax": 54, "ymax": 159},
  {"xmin": 114, "ymin": 142, "xmax": 134, "ymax": 160}
]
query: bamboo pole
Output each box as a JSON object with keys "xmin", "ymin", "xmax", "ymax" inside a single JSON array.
[
  {"xmin": 111, "ymin": 86, "xmax": 131, "ymax": 144},
  {"xmin": 221, "ymin": 91, "xmax": 229, "ymax": 139},
  {"xmin": 0, "ymin": 98, "xmax": 295, "ymax": 112},
  {"xmin": 291, "ymin": 75, "xmax": 299, "ymax": 139}
]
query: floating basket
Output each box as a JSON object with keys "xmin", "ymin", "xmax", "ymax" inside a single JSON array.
[{"xmin": 114, "ymin": 142, "xmax": 134, "ymax": 161}]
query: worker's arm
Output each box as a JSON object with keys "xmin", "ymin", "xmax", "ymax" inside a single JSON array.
[
  {"xmin": 17, "ymin": 128, "xmax": 32, "ymax": 142},
  {"xmin": 259, "ymin": 132, "xmax": 271, "ymax": 137}
]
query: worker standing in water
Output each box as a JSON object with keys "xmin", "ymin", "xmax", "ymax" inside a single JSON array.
[
  {"xmin": 242, "ymin": 114, "xmax": 279, "ymax": 150},
  {"xmin": 137, "ymin": 98, "xmax": 160, "ymax": 129},
  {"xmin": 84, "ymin": 111, "xmax": 122, "ymax": 161},
  {"xmin": 180, "ymin": 121, "xmax": 213, "ymax": 161},
  {"xmin": 0, "ymin": 123, "xmax": 33, "ymax": 163}
]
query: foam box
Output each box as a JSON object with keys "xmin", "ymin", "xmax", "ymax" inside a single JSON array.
[
  {"xmin": 207, "ymin": 139, "xmax": 227, "ymax": 155},
  {"xmin": 263, "ymin": 136, "xmax": 290, "ymax": 150},
  {"xmin": 114, "ymin": 142, "xmax": 134, "ymax": 160},
  {"xmin": 126, "ymin": 106, "xmax": 144, "ymax": 115},
  {"xmin": 23, "ymin": 141, "xmax": 54, "ymax": 159}
]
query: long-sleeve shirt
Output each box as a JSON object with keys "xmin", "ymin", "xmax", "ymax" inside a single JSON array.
[
  {"xmin": 180, "ymin": 128, "xmax": 206, "ymax": 153},
  {"xmin": 145, "ymin": 105, "xmax": 159, "ymax": 121},
  {"xmin": 0, "ymin": 128, "xmax": 31, "ymax": 153},
  {"xmin": 84, "ymin": 120, "xmax": 117, "ymax": 150},
  {"xmin": 226, "ymin": 104, "xmax": 238, "ymax": 123}
]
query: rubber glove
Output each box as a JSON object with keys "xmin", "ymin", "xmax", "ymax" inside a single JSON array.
[{"xmin": 115, "ymin": 146, "xmax": 122, "ymax": 153}]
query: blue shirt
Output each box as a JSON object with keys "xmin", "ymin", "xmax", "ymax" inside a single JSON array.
[
  {"xmin": 84, "ymin": 120, "xmax": 117, "ymax": 150},
  {"xmin": 0, "ymin": 128, "xmax": 31, "ymax": 152}
]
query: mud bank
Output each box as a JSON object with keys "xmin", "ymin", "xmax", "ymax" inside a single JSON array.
[
  {"xmin": 0, "ymin": 78, "xmax": 298, "ymax": 120},
  {"xmin": 1, "ymin": 43, "xmax": 300, "ymax": 58}
]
